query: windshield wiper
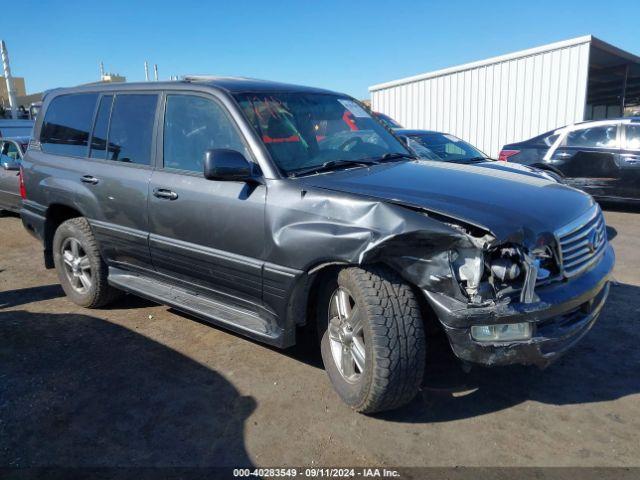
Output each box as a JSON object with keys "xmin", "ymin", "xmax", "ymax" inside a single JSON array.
[
  {"xmin": 289, "ymin": 159, "xmax": 378, "ymax": 177},
  {"xmin": 376, "ymin": 152, "xmax": 417, "ymax": 162},
  {"xmin": 464, "ymin": 156, "xmax": 489, "ymax": 163}
]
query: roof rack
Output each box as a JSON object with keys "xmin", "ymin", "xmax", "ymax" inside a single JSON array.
[{"xmin": 181, "ymin": 75, "xmax": 256, "ymax": 82}]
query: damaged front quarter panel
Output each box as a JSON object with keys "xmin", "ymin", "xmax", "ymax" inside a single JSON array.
[
  {"xmin": 263, "ymin": 176, "xmax": 613, "ymax": 369},
  {"xmin": 264, "ymin": 179, "xmax": 499, "ymax": 305}
]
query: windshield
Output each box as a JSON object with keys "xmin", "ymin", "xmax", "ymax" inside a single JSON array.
[
  {"xmin": 406, "ymin": 132, "xmax": 486, "ymax": 162},
  {"xmin": 234, "ymin": 92, "xmax": 409, "ymax": 175}
]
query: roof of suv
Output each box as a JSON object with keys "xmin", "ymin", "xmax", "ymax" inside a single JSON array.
[{"xmin": 47, "ymin": 77, "xmax": 341, "ymax": 97}]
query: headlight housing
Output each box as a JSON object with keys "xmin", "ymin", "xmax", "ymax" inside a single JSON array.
[
  {"xmin": 451, "ymin": 242, "xmax": 560, "ymax": 304},
  {"xmin": 451, "ymin": 248, "xmax": 485, "ymax": 301}
]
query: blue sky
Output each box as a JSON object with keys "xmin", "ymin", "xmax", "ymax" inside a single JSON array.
[{"xmin": 4, "ymin": 0, "xmax": 640, "ymax": 99}]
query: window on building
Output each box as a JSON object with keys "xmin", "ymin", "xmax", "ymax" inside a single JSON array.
[
  {"xmin": 163, "ymin": 94, "xmax": 249, "ymax": 172},
  {"xmin": 40, "ymin": 93, "xmax": 98, "ymax": 157},
  {"xmin": 564, "ymin": 125, "xmax": 619, "ymax": 149},
  {"xmin": 107, "ymin": 94, "xmax": 158, "ymax": 165}
]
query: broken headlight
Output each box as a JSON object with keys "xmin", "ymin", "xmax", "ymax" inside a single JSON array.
[
  {"xmin": 453, "ymin": 243, "xmax": 560, "ymax": 304},
  {"xmin": 451, "ymin": 248, "xmax": 487, "ymax": 302}
]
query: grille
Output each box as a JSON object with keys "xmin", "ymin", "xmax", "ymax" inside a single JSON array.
[{"xmin": 556, "ymin": 206, "xmax": 607, "ymax": 278}]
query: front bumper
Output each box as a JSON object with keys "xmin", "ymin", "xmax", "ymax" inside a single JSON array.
[{"xmin": 424, "ymin": 244, "xmax": 615, "ymax": 368}]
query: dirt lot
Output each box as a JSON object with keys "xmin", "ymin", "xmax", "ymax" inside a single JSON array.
[{"xmin": 1, "ymin": 208, "xmax": 639, "ymax": 468}]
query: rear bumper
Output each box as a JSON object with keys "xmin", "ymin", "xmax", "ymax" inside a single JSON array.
[
  {"xmin": 20, "ymin": 202, "xmax": 46, "ymax": 242},
  {"xmin": 424, "ymin": 244, "xmax": 615, "ymax": 368}
]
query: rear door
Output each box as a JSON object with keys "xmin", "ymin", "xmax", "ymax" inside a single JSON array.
[
  {"xmin": 147, "ymin": 92, "xmax": 266, "ymax": 309},
  {"xmin": 548, "ymin": 123, "xmax": 621, "ymax": 198},
  {"xmin": 0, "ymin": 140, "xmax": 22, "ymax": 211},
  {"xmin": 619, "ymin": 122, "xmax": 640, "ymax": 201},
  {"xmin": 83, "ymin": 92, "xmax": 159, "ymax": 272},
  {"xmin": 43, "ymin": 91, "xmax": 160, "ymax": 273}
]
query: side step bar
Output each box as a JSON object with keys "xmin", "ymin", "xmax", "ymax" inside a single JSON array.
[{"xmin": 108, "ymin": 267, "xmax": 286, "ymax": 347}]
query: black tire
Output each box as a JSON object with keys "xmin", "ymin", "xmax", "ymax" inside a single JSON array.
[
  {"xmin": 317, "ymin": 265, "xmax": 426, "ymax": 413},
  {"xmin": 52, "ymin": 217, "xmax": 120, "ymax": 308}
]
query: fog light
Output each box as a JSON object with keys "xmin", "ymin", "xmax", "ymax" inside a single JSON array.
[{"xmin": 471, "ymin": 322, "xmax": 532, "ymax": 342}]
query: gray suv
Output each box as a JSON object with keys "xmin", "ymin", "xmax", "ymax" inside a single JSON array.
[{"xmin": 20, "ymin": 77, "xmax": 614, "ymax": 413}]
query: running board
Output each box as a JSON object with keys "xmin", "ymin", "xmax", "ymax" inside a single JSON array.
[{"xmin": 108, "ymin": 267, "xmax": 285, "ymax": 346}]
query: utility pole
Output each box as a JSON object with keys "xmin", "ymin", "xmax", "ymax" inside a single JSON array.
[
  {"xmin": 144, "ymin": 61, "xmax": 149, "ymax": 81},
  {"xmin": 0, "ymin": 40, "xmax": 18, "ymax": 119}
]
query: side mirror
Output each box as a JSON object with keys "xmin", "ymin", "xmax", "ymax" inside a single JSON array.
[{"xmin": 203, "ymin": 149, "xmax": 256, "ymax": 182}]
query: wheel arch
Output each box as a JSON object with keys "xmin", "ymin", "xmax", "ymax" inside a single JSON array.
[
  {"xmin": 291, "ymin": 258, "xmax": 443, "ymax": 341},
  {"xmin": 43, "ymin": 203, "xmax": 85, "ymax": 268}
]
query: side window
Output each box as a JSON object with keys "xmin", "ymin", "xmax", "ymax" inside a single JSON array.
[
  {"xmin": 107, "ymin": 94, "xmax": 158, "ymax": 165},
  {"xmin": 5, "ymin": 142, "xmax": 20, "ymax": 160},
  {"xmin": 89, "ymin": 95, "xmax": 113, "ymax": 159},
  {"xmin": 40, "ymin": 93, "xmax": 98, "ymax": 157},
  {"xmin": 625, "ymin": 124, "xmax": 640, "ymax": 150},
  {"xmin": 163, "ymin": 94, "xmax": 249, "ymax": 172},
  {"xmin": 564, "ymin": 125, "xmax": 618, "ymax": 149},
  {"xmin": 543, "ymin": 133, "xmax": 559, "ymax": 146}
]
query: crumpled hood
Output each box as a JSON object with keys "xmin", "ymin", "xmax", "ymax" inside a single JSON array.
[{"xmin": 295, "ymin": 160, "xmax": 595, "ymax": 244}]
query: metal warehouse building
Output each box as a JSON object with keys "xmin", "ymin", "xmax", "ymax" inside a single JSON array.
[{"xmin": 369, "ymin": 36, "xmax": 640, "ymax": 157}]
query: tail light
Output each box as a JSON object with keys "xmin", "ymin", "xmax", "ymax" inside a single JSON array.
[
  {"xmin": 19, "ymin": 166, "xmax": 27, "ymax": 199},
  {"xmin": 498, "ymin": 149, "xmax": 520, "ymax": 162}
]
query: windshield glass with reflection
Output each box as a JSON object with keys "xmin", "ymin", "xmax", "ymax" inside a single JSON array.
[{"xmin": 234, "ymin": 92, "xmax": 409, "ymax": 175}]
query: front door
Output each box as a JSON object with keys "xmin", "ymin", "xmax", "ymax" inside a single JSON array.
[
  {"xmin": 549, "ymin": 123, "xmax": 621, "ymax": 198},
  {"xmin": 148, "ymin": 93, "xmax": 266, "ymax": 308}
]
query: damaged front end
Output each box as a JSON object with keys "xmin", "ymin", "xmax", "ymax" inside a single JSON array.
[
  {"xmin": 269, "ymin": 177, "xmax": 614, "ymax": 368},
  {"xmin": 403, "ymin": 209, "xmax": 615, "ymax": 368}
]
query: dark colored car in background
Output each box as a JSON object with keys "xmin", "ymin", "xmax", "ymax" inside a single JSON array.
[
  {"xmin": 372, "ymin": 111, "xmax": 402, "ymax": 128},
  {"xmin": 20, "ymin": 78, "xmax": 613, "ymax": 413},
  {"xmin": 500, "ymin": 118, "xmax": 640, "ymax": 204},
  {"xmin": 0, "ymin": 136, "xmax": 28, "ymax": 213},
  {"xmin": 397, "ymin": 129, "xmax": 488, "ymax": 163}
]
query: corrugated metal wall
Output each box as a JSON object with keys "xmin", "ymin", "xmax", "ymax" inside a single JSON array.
[{"xmin": 370, "ymin": 40, "xmax": 591, "ymax": 157}]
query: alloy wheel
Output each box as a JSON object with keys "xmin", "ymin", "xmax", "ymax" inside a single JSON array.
[
  {"xmin": 327, "ymin": 287, "xmax": 366, "ymax": 382},
  {"xmin": 61, "ymin": 237, "xmax": 92, "ymax": 294}
]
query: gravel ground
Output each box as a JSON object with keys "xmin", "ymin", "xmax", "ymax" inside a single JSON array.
[{"xmin": 0, "ymin": 207, "xmax": 638, "ymax": 468}]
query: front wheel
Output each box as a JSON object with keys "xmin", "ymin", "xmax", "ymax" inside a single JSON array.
[{"xmin": 317, "ymin": 266, "xmax": 426, "ymax": 413}]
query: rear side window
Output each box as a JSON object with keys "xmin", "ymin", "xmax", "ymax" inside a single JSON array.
[
  {"xmin": 40, "ymin": 93, "xmax": 98, "ymax": 156},
  {"xmin": 89, "ymin": 95, "xmax": 113, "ymax": 159},
  {"xmin": 625, "ymin": 124, "xmax": 640, "ymax": 150},
  {"xmin": 564, "ymin": 125, "xmax": 618, "ymax": 149},
  {"xmin": 106, "ymin": 94, "xmax": 158, "ymax": 165},
  {"xmin": 163, "ymin": 94, "xmax": 249, "ymax": 172},
  {"xmin": 543, "ymin": 134, "xmax": 559, "ymax": 146}
]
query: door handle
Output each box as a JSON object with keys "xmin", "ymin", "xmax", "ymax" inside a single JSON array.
[
  {"xmin": 620, "ymin": 154, "xmax": 640, "ymax": 164},
  {"xmin": 153, "ymin": 188, "xmax": 178, "ymax": 200},
  {"xmin": 81, "ymin": 175, "xmax": 99, "ymax": 185},
  {"xmin": 555, "ymin": 152, "xmax": 572, "ymax": 158}
]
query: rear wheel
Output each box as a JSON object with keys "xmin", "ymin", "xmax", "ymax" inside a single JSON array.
[
  {"xmin": 317, "ymin": 266, "xmax": 426, "ymax": 413},
  {"xmin": 53, "ymin": 217, "xmax": 120, "ymax": 308}
]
